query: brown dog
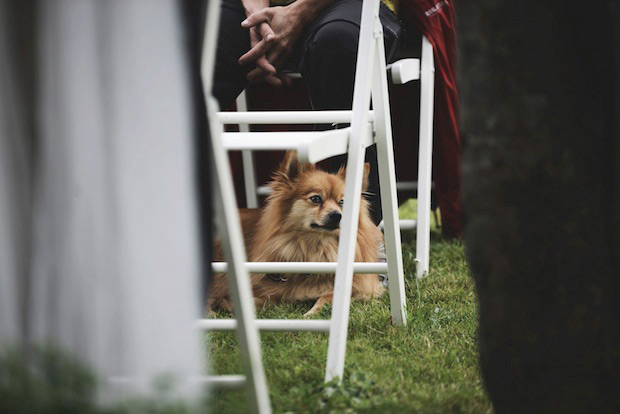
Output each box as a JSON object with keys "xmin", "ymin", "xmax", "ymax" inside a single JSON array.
[{"xmin": 208, "ymin": 152, "xmax": 384, "ymax": 316}]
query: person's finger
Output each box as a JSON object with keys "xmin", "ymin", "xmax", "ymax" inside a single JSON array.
[
  {"xmin": 266, "ymin": 42, "xmax": 292, "ymax": 67},
  {"xmin": 249, "ymin": 28, "xmax": 261, "ymax": 48},
  {"xmin": 264, "ymin": 75, "xmax": 283, "ymax": 87},
  {"xmin": 257, "ymin": 22, "xmax": 275, "ymax": 43},
  {"xmin": 241, "ymin": 9, "xmax": 271, "ymax": 29},
  {"xmin": 247, "ymin": 66, "xmax": 267, "ymax": 82},
  {"xmin": 238, "ymin": 39, "xmax": 270, "ymax": 65},
  {"xmin": 247, "ymin": 67, "xmax": 282, "ymax": 86},
  {"xmin": 278, "ymin": 73, "xmax": 293, "ymax": 87},
  {"xmin": 255, "ymin": 56, "xmax": 277, "ymax": 75},
  {"xmin": 244, "ymin": 56, "xmax": 277, "ymax": 82}
]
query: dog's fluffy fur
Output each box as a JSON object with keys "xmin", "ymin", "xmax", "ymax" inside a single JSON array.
[{"xmin": 208, "ymin": 152, "xmax": 384, "ymax": 316}]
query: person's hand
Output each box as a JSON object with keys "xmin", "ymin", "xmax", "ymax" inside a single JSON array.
[
  {"xmin": 247, "ymin": 23, "xmax": 283, "ymax": 86},
  {"xmin": 239, "ymin": 6, "xmax": 304, "ymax": 85},
  {"xmin": 239, "ymin": 0, "xmax": 284, "ymax": 86}
]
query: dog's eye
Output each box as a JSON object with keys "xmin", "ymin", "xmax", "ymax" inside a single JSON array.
[
  {"xmin": 338, "ymin": 199, "xmax": 344, "ymax": 207},
  {"xmin": 309, "ymin": 195, "xmax": 322, "ymax": 204}
]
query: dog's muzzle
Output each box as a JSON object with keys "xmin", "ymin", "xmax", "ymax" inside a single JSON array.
[{"xmin": 311, "ymin": 211, "xmax": 342, "ymax": 231}]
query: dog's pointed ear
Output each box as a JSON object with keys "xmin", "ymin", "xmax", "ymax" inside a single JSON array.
[
  {"xmin": 281, "ymin": 151, "xmax": 301, "ymax": 182},
  {"xmin": 273, "ymin": 151, "xmax": 312, "ymax": 185},
  {"xmin": 362, "ymin": 163, "xmax": 371, "ymax": 192},
  {"xmin": 336, "ymin": 165, "xmax": 346, "ymax": 180},
  {"xmin": 335, "ymin": 163, "xmax": 369, "ymax": 191}
]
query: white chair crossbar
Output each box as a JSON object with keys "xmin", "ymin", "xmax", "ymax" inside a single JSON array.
[
  {"xmin": 211, "ymin": 261, "xmax": 387, "ymax": 274},
  {"xmin": 198, "ymin": 319, "xmax": 331, "ymax": 332},
  {"xmin": 200, "ymin": 375, "xmax": 247, "ymax": 389}
]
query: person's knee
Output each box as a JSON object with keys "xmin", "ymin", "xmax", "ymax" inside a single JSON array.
[
  {"xmin": 301, "ymin": 20, "xmax": 360, "ymax": 109},
  {"xmin": 307, "ymin": 20, "xmax": 360, "ymax": 64}
]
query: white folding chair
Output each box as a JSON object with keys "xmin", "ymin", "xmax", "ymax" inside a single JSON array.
[
  {"xmin": 199, "ymin": 0, "xmax": 426, "ymax": 410},
  {"xmin": 235, "ymin": 38, "xmax": 435, "ymax": 278}
]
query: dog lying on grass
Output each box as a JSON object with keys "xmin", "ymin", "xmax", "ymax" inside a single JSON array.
[{"xmin": 208, "ymin": 152, "xmax": 384, "ymax": 317}]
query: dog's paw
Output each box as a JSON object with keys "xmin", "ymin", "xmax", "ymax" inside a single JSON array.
[{"xmin": 303, "ymin": 308, "xmax": 319, "ymax": 318}]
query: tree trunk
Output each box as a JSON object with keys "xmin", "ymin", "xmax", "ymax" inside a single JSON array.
[{"xmin": 459, "ymin": 1, "xmax": 620, "ymax": 412}]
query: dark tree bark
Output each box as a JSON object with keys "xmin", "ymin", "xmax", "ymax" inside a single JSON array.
[{"xmin": 459, "ymin": 1, "xmax": 620, "ymax": 412}]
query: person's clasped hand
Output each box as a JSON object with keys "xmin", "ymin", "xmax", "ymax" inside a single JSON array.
[{"xmin": 238, "ymin": 5, "xmax": 305, "ymax": 86}]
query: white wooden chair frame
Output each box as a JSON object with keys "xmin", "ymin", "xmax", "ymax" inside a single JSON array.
[
  {"xmin": 234, "ymin": 40, "xmax": 435, "ymax": 278},
  {"xmin": 200, "ymin": 0, "xmax": 434, "ymax": 410}
]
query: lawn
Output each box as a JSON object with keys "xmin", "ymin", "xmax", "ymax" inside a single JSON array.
[{"xmin": 207, "ymin": 200, "xmax": 492, "ymax": 413}]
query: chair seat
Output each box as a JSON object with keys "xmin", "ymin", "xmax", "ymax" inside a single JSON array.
[
  {"xmin": 222, "ymin": 123, "xmax": 375, "ymax": 163},
  {"xmin": 217, "ymin": 109, "xmax": 375, "ymax": 125}
]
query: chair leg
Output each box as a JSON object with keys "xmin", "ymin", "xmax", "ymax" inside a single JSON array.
[
  {"xmin": 372, "ymin": 31, "xmax": 407, "ymax": 325},
  {"xmin": 236, "ymin": 91, "xmax": 259, "ymax": 208},
  {"xmin": 415, "ymin": 36, "xmax": 435, "ymax": 278},
  {"xmin": 201, "ymin": 0, "xmax": 270, "ymax": 409},
  {"xmin": 324, "ymin": 0, "xmax": 381, "ymax": 383},
  {"xmin": 207, "ymin": 97, "xmax": 272, "ymax": 414}
]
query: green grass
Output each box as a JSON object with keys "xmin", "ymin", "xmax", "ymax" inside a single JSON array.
[{"xmin": 207, "ymin": 200, "xmax": 491, "ymax": 413}]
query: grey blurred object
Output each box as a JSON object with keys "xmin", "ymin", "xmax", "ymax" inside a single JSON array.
[
  {"xmin": 0, "ymin": 0, "xmax": 204, "ymax": 402},
  {"xmin": 460, "ymin": 1, "xmax": 620, "ymax": 413}
]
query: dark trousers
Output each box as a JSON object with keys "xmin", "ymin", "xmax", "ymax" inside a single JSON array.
[{"xmin": 213, "ymin": 0, "xmax": 402, "ymax": 224}]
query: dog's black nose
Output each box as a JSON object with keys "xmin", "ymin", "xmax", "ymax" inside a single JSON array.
[{"xmin": 326, "ymin": 211, "xmax": 342, "ymax": 227}]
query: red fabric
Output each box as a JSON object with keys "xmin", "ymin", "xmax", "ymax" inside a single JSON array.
[{"xmin": 399, "ymin": 0, "xmax": 462, "ymax": 237}]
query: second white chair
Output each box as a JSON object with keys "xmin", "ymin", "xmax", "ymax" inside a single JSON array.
[{"xmin": 233, "ymin": 37, "xmax": 435, "ymax": 278}]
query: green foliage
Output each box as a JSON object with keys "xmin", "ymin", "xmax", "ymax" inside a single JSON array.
[
  {"xmin": 208, "ymin": 203, "xmax": 492, "ymax": 413},
  {"xmin": 0, "ymin": 345, "xmax": 99, "ymax": 414},
  {"xmin": 0, "ymin": 345, "xmax": 203, "ymax": 414},
  {"xmin": 112, "ymin": 374, "xmax": 200, "ymax": 414},
  {"xmin": 317, "ymin": 371, "xmax": 391, "ymax": 413}
]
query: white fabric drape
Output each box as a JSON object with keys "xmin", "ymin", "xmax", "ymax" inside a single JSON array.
[{"xmin": 0, "ymin": 0, "xmax": 204, "ymax": 401}]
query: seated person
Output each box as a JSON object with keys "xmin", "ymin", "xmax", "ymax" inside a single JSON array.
[{"xmin": 212, "ymin": 0, "xmax": 406, "ymax": 224}]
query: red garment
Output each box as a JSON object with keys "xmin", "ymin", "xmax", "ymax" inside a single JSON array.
[{"xmin": 399, "ymin": 0, "xmax": 462, "ymax": 237}]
